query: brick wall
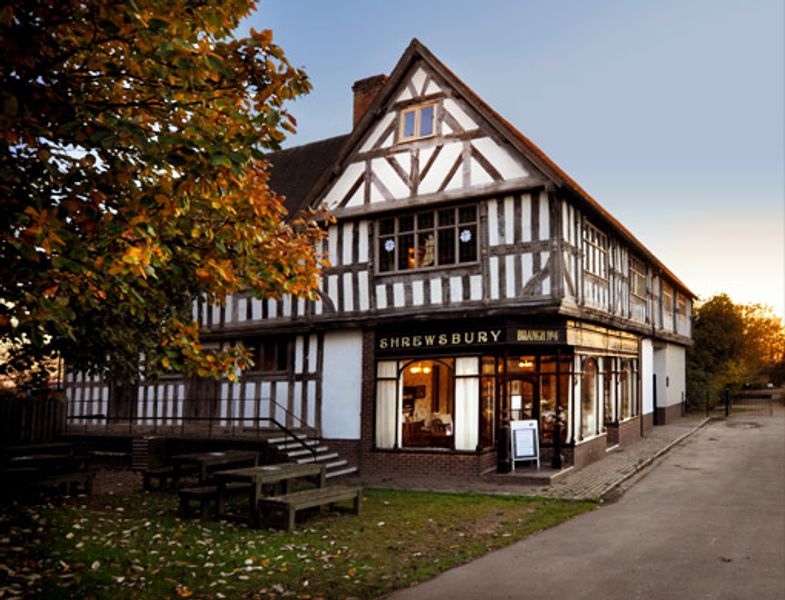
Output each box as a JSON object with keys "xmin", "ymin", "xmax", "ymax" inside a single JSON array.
[
  {"xmin": 656, "ymin": 402, "xmax": 684, "ymax": 425},
  {"xmin": 641, "ymin": 412, "xmax": 654, "ymax": 434},
  {"xmin": 572, "ymin": 434, "xmax": 608, "ymax": 469},
  {"xmin": 617, "ymin": 416, "xmax": 641, "ymax": 447}
]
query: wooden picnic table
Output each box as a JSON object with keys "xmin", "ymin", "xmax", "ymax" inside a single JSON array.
[
  {"xmin": 170, "ymin": 450, "xmax": 259, "ymax": 485},
  {"xmin": 212, "ymin": 462, "xmax": 326, "ymax": 527},
  {"xmin": 0, "ymin": 442, "xmax": 76, "ymax": 457}
]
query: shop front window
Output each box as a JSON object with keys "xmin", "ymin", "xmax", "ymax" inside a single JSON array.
[
  {"xmin": 581, "ymin": 357, "xmax": 598, "ymax": 439},
  {"xmin": 401, "ymin": 359, "xmax": 455, "ymax": 449},
  {"xmin": 374, "ymin": 355, "xmax": 494, "ymax": 452}
]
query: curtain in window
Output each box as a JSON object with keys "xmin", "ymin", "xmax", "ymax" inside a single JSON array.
[
  {"xmin": 454, "ymin": 357, "xmax": 479, "ymax": 451},
  {"xmin": 375, "ymin": 361, "xmax": 399, "ymax": 449}
]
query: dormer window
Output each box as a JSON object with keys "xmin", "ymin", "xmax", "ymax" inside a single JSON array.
[{"xmin": 399, "ymin": 103, "xmax": 435, "ymax": 141}]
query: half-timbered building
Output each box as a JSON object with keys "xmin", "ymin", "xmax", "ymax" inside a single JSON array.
[{"xmin": 64, "ymin": 40, "xmax": 694, "ymax": 478}]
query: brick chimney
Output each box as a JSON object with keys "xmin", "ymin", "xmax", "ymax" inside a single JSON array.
[{"xmin": 352, "ymin": 74, "xmax": 387, "ymax": 128}]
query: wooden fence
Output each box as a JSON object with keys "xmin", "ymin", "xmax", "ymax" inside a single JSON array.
[{"xmin": 0, "ymin": 396, "xmax": 67, "ymax": 446}]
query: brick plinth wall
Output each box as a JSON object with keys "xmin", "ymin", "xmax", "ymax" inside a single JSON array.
[
  {"xmin": 656, "ymin": 403, "xmax": 684, "ymax": 425},
  {"xmin": 605, "ymin": 423, "xmax": 620, "ymax": 446},
  {"xmin": 641, "ymin": 412, "xmax": 654, "ymax": 434},
  {"xmin": 364, "ymin": 447, "xmax": 498, "ymax": 478},
  {"xmin": 617, "ymin": 416, "xmax": 642, "ymax": 447},
  {"xmin": 572, "ymin": 434, "xmax": 608, "ymax": 469}
]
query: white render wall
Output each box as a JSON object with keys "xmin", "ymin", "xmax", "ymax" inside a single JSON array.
[
  {"xmin": 640, "ymin": 338, "xmax": 654, "ymax": 416},
  {"xmin": 653, "ymin": 342, "xmax": 686, "ymax": 410},
  {"xmin": 665, "ymin": 343, "xmax": 686, "ymax": 407},
  {"xmin": 321, "ymin": 329, "xmax": 363, "ymax": 439}
]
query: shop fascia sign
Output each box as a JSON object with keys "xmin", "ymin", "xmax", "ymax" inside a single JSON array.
[{"xmin": 377, "ymin": 324, "xmax": 565, "ymax": 352}]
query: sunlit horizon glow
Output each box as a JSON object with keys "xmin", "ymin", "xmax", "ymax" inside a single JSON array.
[{"xmin": 243, "ymin": 0, "xmax": 784, "ymax": 319}]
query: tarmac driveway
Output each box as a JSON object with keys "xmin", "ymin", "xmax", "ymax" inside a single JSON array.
[{"xmin": 385, "ymin": 416, "xmax": 785, "ymax": 600}]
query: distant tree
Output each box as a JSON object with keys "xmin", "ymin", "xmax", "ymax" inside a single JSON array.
[
  {"xmin": 739, "ymin": 303, "xmax": 785, "ymax": 386},
  {"xmin": 0, "ymin": 1, "xmax": 325, "ymax": 394},
  {"xmin": 687, "ymin": 294, "xmax": 785, "ymax": 409}
]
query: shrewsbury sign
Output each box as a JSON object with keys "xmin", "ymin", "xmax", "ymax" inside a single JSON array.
[
  {"xmin": 376, "ymin": 324, "xmax": 566, "ymax": 353},
  {"xmin": 378, "ymin": 329, "xmax": 503, "ymax": 350}
]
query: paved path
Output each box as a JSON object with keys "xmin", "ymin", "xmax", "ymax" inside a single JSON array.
[
  {"xmin": 385, "ymin": 416, "xmax": 785, "ymax": 600},
  {"xmin": 365, "ymin": 414, "xmax": 710, "ymax": 500}
]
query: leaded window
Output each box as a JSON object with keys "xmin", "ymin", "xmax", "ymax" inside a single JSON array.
[
  {"xmin": 377, "ymin": 205, "xmax": 478, "ymax": 273},
  {"xmin": 583, "ymin": 222, "xmax": 608, "ymax": 279}
]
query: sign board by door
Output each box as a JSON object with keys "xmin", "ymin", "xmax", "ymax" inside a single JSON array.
[{"xmin": 510, "ymin": 419, "xmax": 540, "ymax": 470}]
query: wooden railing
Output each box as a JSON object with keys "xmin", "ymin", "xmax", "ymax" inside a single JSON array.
[{"xmin": 0, "ymin": 396, "xmax": 67, "ymax": 446}]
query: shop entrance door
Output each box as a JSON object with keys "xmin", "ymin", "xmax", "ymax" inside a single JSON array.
[{"xmin": 507, "ymin": 376, "xmax": 538, "ymax": 422}]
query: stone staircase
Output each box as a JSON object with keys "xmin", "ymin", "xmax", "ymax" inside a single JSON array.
[{"xmin": 267, "ymin": 435, "xmax": 357, "ymax": 480}]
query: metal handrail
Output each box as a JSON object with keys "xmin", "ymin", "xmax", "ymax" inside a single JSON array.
[{"xmin": 64, "ymin": 396, "xmax": 320, "ymax": 459}]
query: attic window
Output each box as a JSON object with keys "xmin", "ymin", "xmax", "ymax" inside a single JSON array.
[{"xmin": 399, "ymin": 103, "xmax": 435, "ymax": 141}]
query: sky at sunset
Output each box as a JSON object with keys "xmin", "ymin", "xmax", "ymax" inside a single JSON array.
[{"xmin": 244, "ymin": 0, "xmax": 784, "ymax": 317}]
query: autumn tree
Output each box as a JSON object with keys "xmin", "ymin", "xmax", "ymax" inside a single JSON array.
[
  {"xmin": 686, "ymin": 294, "xmax": 785, "ymax": 409},
  {"xmin": 0, "ymin": 1, "xmax": 326, "ymax": 394}
]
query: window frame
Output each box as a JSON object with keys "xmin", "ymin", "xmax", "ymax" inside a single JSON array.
[
  {"xmin": 582, "ymin": 222, "xmax": 608, "ymax": 279},
  {"xmin": 376, "ymin": 204, "xmax": 479, "ymax": 274},
  {"xmin": 630, "ymin": 257, "xmax": 647, "ymax": 299},
  {"xmin": 398, "ymin": 102, "xmax": 437, "ymax": 142},
  {"xmin": 244, "ymin": 337, "xmax": 290, "ymax": 373}
]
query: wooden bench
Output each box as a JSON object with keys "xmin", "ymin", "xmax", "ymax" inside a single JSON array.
[
  {"xmin": 257, "ymin": 485, "xmax": 362, "ymax": 532},
  {"xmin": 178, "ymin": 482, "xmax": 251, "ymax": 519},
  {"xmin": 143, "ymin": 466, "xmax": 175, "ymax": 491},
  {"xmin": 36, "ymin": 471, "xmax": 95, "ymax": 496}
]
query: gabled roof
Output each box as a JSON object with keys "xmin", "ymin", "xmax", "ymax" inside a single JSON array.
[
  {"xmin": 266, "ymin": 134, "xmax": 350, "ymax": 216},
  {"xmin": 271, "ymin": 39, "xmax": 694, "ymax": 298}
]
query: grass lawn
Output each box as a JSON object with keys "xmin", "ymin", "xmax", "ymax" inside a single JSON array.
[{"xmin": 0, "ymin": 484, "xmax": 595, "ymax": 599}]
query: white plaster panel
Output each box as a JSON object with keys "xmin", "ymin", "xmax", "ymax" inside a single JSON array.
[
  {"xmin": 412, "ymin": 280, "xmax": 424, "ymax": 306},
  {"xmin": 376, "ymin": 284, "xmax": 387, "ymax": 310},
  {"xmin": 267, "ymin": 298, "xmax": 277, "ymax": 319},
  {"xmin": 343, "ymin": 272, "xmax": 354, "ymax": 312},
  {"xmin": 327, "ymin": 225, "xmax": 338, "ymax": 266},
  {"xmin": 418, "ymin": 142, "xmax": 462, "ymax": 195},
  {"xmin": 295, "ymin": 335, "xmax": 304, "ymax": 373},
  {"xmin": 327, "ymin": 275, "xmax": 339, "ymax": 308},
  {"xmin": 487, "ymin": 199, "xmax": 499, "ymax": 246},
  {"xmin": 251, "ymin": 298, "xmax": 262, "ymax": 320},
  {"xmin": 358, "ymin": 220, "xmax": 369, "ymax": 262},
  {"xmin": 419, "ymin": 146, "xmax": 435, "ymax": 169},
  {"xmin": 308, "ymin": 335, "xmax": 318, "ymax": 373},
  {"xmin": 274, "ymin": 382, "xmax": 288, "ymax": 425},
  {"xmin": 282, "ymin": 295, "xmax": 291, "ymax": 317},
  {"xmin": 490, "ymin": 256, "xmax": 500, "ymax": 299},
  {"xmin": 224, "ymin": 296, "xmax": 233, "ymax": 324},
  {"xmin": 395, "ymin": 85, "xmax": 412, "ymax": 103},
  {"xmin": 424, "ymin": 77, "xmax": 442, "ymax": 96},
  {"xmin": 430, "ymin": 278, "xmax": 443, "ymax": 304},
  {"xmin": 505, "ymin": 255, "xmax": 516, "ymax": 298},
  {"xmin": 306, "ymin": 381, "xmax": 316, "ymax": 428},
  {"xmin": 342, "ymin": 222, "xmax": 353, "ymax": 265},
  {"xmin": 522, "ymin": 193, "xmax": 532, "ymax": 242},
  {"xmin": 470, "ymin": 157, "xmax": 494, "ymax": 186},
  {"xmin": 504, "ymin": 196, "xmax": 515, "ymax": 244},
  {"xmin": 443, "ymin": 98, "xmax": 478, "ymax": 131},
  {"xmin": 522, "ymin": 253, "xmax": 533, "ymax": 286},
  {"xmin": 470, "ymin": 275, "xmax": 482, "ymax": 300},
  {"xmin": 444, "ymin": 158, "xmax": 463, "ymax": 192},
  {"xmin": 322, "ymin": 330, "xmax": 363, "ymax": 439},
  {"xmin": 393, "ymin": 282, "xmax": 405, "ymax": 307},
  {"xmin": 539, "ymin": 193, "xmax": 550, "ymax": 240},
  {"xmin": 360, "ymin": 112, "xmax": 395, "ymax": 153},
  {"xmin": 411, "ymin": 67, "xmax": 427, "ymax": 96},
  {"xmin": 323, "ymin": 161, "xmax": 364, "ymax": 210},
  {"xmin": 372, "ymin": 156, "xmax": 409, "ymax": 199},
  {"xmin": 358, "ymin": 270, "xmax": 370, "ymax": 311},
  {"xmin": 450, "ymin": 276, "xmax": 462, "ymax": 303},
  {"xmin": 472, "ymin": 137, "xmax": 528, "ymax": 180}
]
